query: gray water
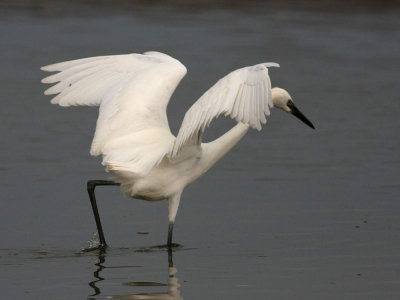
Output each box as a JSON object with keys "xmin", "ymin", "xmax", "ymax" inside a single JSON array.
[{"xmin": 1, "ymin": 1, "xmax": 400, "ymax": 299}]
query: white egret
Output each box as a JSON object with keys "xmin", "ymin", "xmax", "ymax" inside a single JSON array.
[{"xmin": 41, "ymin": 51, "xmax": 314, "ymax": 249}]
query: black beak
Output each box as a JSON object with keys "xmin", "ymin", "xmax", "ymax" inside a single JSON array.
[{"xmin": 287, "ymin": 101, "xmax": 315, "ymax": 129}]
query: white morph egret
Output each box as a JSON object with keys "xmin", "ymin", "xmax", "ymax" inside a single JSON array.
[{"xmin": 41, "ymin": 51, "xmax": 314, "ymax": 250}]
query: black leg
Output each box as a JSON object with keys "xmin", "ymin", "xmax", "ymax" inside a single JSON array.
[
  {"xmin": 168, "ymin": 247, "xmax": 173, "ymax": 268},
  {"xmin": 167, "ymin": 222, "xmax": 174, "ymax": 249},
  {"xmin": 87, "ymin": 180, "xmax": 120, "ymax": 249}
]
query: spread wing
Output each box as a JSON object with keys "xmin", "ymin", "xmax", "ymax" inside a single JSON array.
[
  {"xmin": 171, "ymin": 63, "xmax": 279, "ymax": 157},
  {"xmin": 42, "ymin": 51, "xmax": 187, "ymax": 176}
]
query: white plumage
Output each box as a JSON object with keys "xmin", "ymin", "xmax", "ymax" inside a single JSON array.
[
  {"xmin": 41, "ymin": 51, "xmax": 313, "ymax": 247},
  {"xmin": 172, "ymin": 62, "xmax": 278, "ymax": 156},
  {"xmin": 42, "ymin": 51, "xmax": 278, "ymax": 178}
]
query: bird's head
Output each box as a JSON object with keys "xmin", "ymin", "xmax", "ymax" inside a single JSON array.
[{"xmin": 271, "ymin": 87, "xmax": 315, "ymax": 129}]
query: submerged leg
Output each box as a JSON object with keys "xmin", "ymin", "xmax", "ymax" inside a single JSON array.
[{"xmin": 87, "ymin": 180, "xmax": 120, "ymax": 249}]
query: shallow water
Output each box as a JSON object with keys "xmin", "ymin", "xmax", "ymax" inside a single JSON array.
[{"xmin": 1, "ymin": 1, "xmax": 400, "ymax": 299}]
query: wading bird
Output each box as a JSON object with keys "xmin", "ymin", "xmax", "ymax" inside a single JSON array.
[{"xmin": 41, "ymin": 51, "xmax": 314, "ymax": 250}]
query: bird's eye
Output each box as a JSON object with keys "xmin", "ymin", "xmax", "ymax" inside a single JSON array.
[{"xmin": 287, "ymin": 99, "xmax": 294, "ymax": 107}]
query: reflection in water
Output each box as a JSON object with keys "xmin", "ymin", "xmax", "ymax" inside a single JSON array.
[
  {"xmin": 88, "ymin": 249, "xmax": 183, "ymax": 300},
  {"xmin": 89, "ymin": 252, "xmax": 105, "ymax": 297}
]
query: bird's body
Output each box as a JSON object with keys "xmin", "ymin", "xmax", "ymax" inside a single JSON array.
[
  {"xmin": 41, "ymin": 51, "xmax": 314, "ymax": 248},
  {"xmin": 120, "ymin": 122, "xmax": 251, "ymax": 223}
]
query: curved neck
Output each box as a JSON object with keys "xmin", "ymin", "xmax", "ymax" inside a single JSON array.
[{"xmin": 201, "ymin": 122, "xmax": 249, "ymax": 172}]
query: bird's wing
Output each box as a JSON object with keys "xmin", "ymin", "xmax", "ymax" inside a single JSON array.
[
  {"xmin": 42, "ymin": 52, "xmax": 186, "ymax": 171},
  {"xmin": 171, "ymin": 63, "xmax": 279, "ymax": 157},
  {"xmin": 42, "ymin": 52, "xmax": 187, "ymax": 175},
  {"xmin": 102, "ymin": 127, "xmax": 175, "ymax": 178}
]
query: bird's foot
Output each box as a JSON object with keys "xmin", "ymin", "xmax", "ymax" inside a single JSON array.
[
  {"xmin": 153, "ymin": 243, "xmax": 183, "ymax": 249},
  {"xmin": 134, "ymin": 243, "xmax": 183, "ymax": 253},
  {"xmin": 167, "ymin": 242, "xmax": 184, "ymax": 249},
  {"xmin": 80, "ymin": 243, "xmax": 108, "ymax": 253},
  {"xmin": 80, "ymin": 231, "xmax": 108, "ymax": 253}
]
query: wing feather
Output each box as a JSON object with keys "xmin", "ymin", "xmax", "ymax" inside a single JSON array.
[
  {"xmin": 258, "ymin": 83, "xmax": 267, "ymax": 124},
  {"xmin": 42, "ymin": 51, "xmax": 187, "ymax": 176},
  {"xmin": 171, "ymin": 62, "xmax": 279, "ymax": 157},
  {"xmin": 41, "ymin": 56, "xmax": 109, "ymax": 72}
]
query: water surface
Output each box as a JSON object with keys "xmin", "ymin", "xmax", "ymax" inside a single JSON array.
[{"xmin": 1, "ymin": 1, "xmax": 400, "ymax": 299}]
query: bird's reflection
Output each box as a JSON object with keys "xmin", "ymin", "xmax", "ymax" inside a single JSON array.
[
  {"xmin": 89, "ymin": 252, "xmax": 106, "ymax": 297},
  {"xmin": 88, "ymin": 248, "xmax": 183, "ymax": 300}
]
